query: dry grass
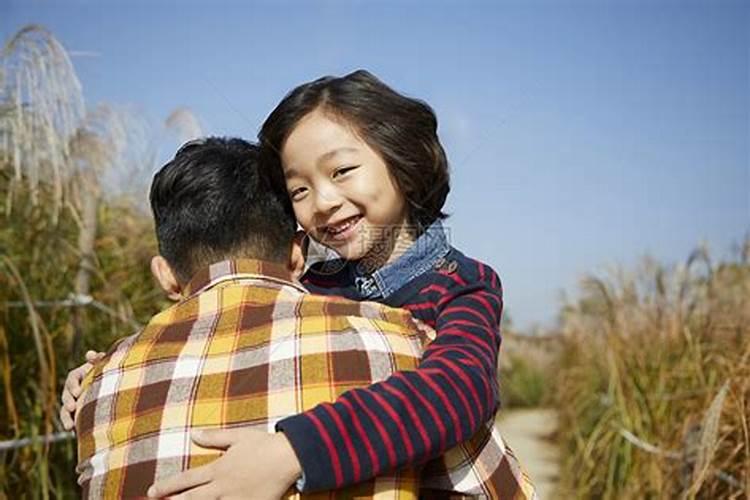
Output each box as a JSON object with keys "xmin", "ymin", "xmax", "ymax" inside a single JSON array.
[
  {"xmin": 0, "ymin": 171, "xmax": 163, "ymax": 497},
  {"xmin": 0, "ymin": 24, "xmax": 177, "ymax": 497},
  {"xmin": 552, "ymin": 245, "xmax": 750, "ymax": 499},
  {"xmin": 1, "ymin": 24, "xmax": 85, "ymax": 219}
]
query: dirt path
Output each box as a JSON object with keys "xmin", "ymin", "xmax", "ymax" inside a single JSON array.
[{"xmin": 497, "ymin": 409, "xmax": 559, "ymax": 499}]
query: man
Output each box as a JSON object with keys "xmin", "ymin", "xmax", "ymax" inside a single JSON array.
[{"xmin": 73, "ymin": 137, "xmax": 425, "ymax": 498}]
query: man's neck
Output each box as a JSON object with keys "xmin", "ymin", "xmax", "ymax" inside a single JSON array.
[{"xmin": 182, "ymin": 258, "xmax": 300, "ymax": 297}]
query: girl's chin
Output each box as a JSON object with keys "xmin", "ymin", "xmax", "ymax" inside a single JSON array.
[
  {"xmin": 312, "ymin": 223, "xmax": 404, "ymax": 265},
  {"xmin": 330, "ymin": 242, "xmax": 371, "ymax": 262}
]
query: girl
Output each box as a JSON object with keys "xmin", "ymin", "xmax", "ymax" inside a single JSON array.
[{"xmin": 252, "ymin": 70, "xmax": 534, "ymax": 498}]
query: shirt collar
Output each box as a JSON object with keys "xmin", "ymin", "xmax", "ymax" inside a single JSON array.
[
  {"xmin": 182, "ymin": 259, "xmax": 306, "ymax": 297},
  {"xmin": 353, "ymin": 220, "xmax": 451, "ymax": 299}
]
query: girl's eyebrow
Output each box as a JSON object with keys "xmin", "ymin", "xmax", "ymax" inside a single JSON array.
[
  {"xmin": 318, "ymin": 147, "xmax": 358, "ymax": 163},
  {"xmin": 284, "ymin": 167, "xmax": 300, "ymax": 179},
  {"xmin": 285, "ymin": 147, "xmax": 360, "ymax": 178}
]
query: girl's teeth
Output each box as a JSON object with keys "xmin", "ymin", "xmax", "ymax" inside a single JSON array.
[{"xmin": 329, "ymin": 218, "xmax": 357, "ymax": 234}]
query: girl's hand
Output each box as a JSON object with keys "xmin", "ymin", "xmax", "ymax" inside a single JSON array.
[
  {"xmin": 147, "ymin": 428, "xmax": 301, "ymax": 500},
  {"xmin": 59, "ymin": 350, "xmax": 105, "ymax": 430},
  {"xmin": 412, "ymin": 318, "xmax": 437, "ymax": 342}
]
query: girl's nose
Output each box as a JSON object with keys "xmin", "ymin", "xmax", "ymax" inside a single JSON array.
[{"xmin": 313, "ymin": 188, "xmax": 343, "ymax": 215}]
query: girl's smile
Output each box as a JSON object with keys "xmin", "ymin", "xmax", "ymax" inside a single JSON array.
[
  {"xmin": 318, "ymin": 214, "xmax": 364, "ymax": 242},
  {"xmin": 280, "ymin": 109, "xmax": 414, "ymax": 265}
]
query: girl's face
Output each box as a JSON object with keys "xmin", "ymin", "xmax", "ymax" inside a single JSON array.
[{"xmin": 280, "ymin": 109, "xmax": 413, "ymax": 265}]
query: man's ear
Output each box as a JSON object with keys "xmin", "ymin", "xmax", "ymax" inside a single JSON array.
[
  {"xmin": 150, "ymin": 256, "xmax": 183, "ymax": 301},
  {"xmin": 288, "ymin": 231, "xmax": 307, "ymax": 281}
]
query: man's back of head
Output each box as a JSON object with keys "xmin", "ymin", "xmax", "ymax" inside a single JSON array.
[{"xmin": 149, "ymin": 137, "xmax": 297, "ymax": 285}]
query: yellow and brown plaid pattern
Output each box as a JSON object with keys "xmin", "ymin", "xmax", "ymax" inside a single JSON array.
[
  {"xmin": 421, "ymin": 420, "xmax": 538, "ymax": 499},
  {"xmin": 76, "ymin": 259, "xmax": 423, "ymax": 499}
]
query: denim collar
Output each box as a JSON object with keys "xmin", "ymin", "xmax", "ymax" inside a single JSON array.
[{"xmin": 352, "ymin": 220, "xmax": 451, "ymax": 299}]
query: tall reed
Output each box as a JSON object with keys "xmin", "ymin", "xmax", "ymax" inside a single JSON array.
[
  {"xmin": 0, "ymin": 23, "xmax": 203, "ymax": 497},
  {"xmin": 553, "ymin": 245, "xmax": 750, "ymax": 499},
  {"xmin": 0, "ymin": 171, "xmax": 163, "ymax": 497}
]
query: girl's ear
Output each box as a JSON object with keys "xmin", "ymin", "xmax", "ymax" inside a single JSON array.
[
  {"xmin": 288, "ymin": 231, "xmax": 308, "ymax": 281},
  {"xmin": 150, "ymin": 256, "xmax": 183, "ymax": 301}
]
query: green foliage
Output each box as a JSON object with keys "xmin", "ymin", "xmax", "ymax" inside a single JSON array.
[{"xmin": 500, "ymin": 354, "xmax": 548, "ymax": 408}]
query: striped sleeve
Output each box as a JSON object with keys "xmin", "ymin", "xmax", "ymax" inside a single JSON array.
[{"xmin": 276, "ymin": 261, "xmax": 503, "ymax": 492}]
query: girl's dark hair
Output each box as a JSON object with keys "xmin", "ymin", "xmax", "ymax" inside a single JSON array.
[{"xmin": 259, "ymin": 69, "xmax": 450, "ymax": 232}]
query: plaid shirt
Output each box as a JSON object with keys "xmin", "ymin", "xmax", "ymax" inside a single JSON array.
[
  {"xmin": 76, "ymin": 259, "xmax": 425, "ymax": 499},
  {"xmin": 419, "ymin": 420, "xmax": 536, "ymax": 499}
]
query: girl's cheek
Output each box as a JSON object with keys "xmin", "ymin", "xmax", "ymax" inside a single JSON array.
[{"xmin": 292, "ymin": 206, "xmax": 315, "ymax": 232}]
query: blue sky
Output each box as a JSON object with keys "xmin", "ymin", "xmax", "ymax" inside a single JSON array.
[{"xmin": 3, "ymin": 0, "xmax": 748, "ymax": 330}]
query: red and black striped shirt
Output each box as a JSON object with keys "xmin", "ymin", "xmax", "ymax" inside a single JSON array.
[{"xmin": 277, "ymin": 246, "xmax": 503, "ymax": 492}]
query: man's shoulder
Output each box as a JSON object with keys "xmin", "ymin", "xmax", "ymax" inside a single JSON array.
[
  {"xmin": 298, "ymin": 293, "xmax": 415, "ymax": 326},
  {"xmin": 146, "ymin": 277, "xmax": 306, "ymax": 327},
  {"xmin": 294, "ymin": 295, "xmax": 425, "ymax": 367}
]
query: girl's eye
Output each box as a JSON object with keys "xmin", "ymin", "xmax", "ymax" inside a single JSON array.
[
  {"xmin": 332, "ymin": 165, "xmax": 359, "ymax": 179},
  {"xmin": 289, "ymin": 186, "xmax": 308, "ymax": 201}
]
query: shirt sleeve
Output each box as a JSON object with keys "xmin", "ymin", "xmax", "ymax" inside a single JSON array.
[{"xmin": 276, "ymin": 261, "xmax": 503, "ymax": 492}]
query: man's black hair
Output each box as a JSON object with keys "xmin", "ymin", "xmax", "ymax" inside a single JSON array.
[{"xmin": 149, "ymin": 137, "xmax": 297, "ymax": 283}]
